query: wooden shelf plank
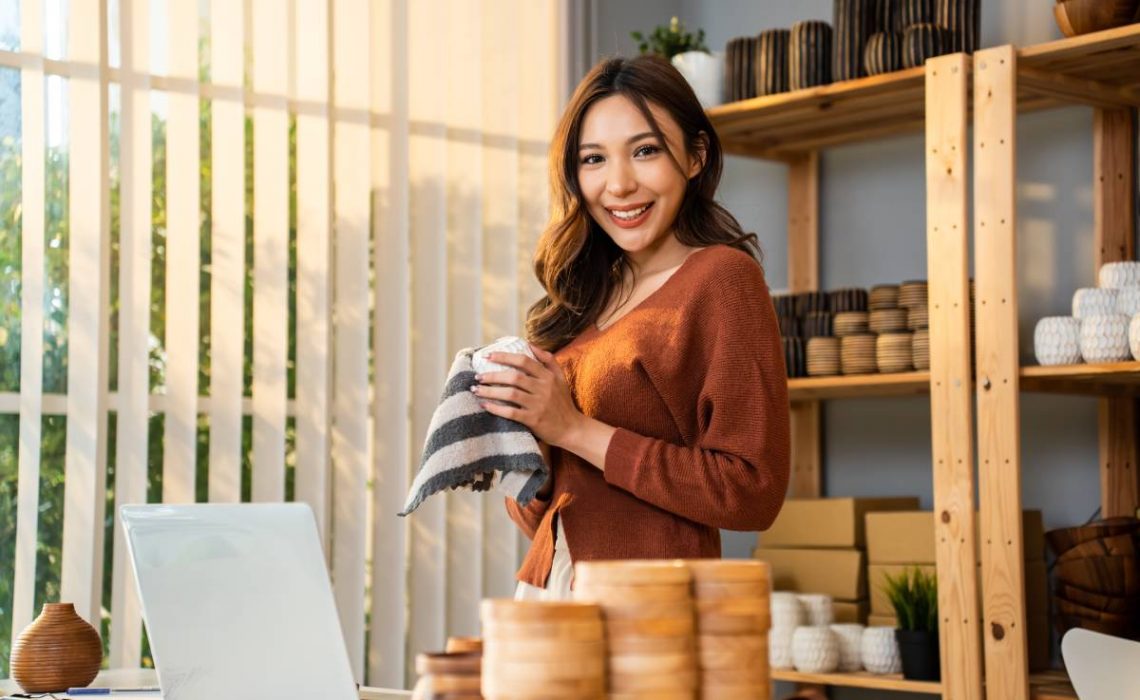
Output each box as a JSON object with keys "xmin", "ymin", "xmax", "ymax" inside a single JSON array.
[
  {"xmin": 788, "ymin": 371, "xmax": 931, "ymax": 401},
  {"xmin": 771, "ymin": 669, "xmax": 941, "ymax": 693},
  {"xmin": 1020, "ymin": 361, "xmax": 1140, "ymax": 396}
]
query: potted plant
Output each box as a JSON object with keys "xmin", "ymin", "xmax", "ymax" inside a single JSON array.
[
  {"xmin": 882, "ymin": 567, "xmax": 941, "ymax": 681},
  {"xmin": 631, "ymin": 17, "xmax": 722, "ymax": 108}
]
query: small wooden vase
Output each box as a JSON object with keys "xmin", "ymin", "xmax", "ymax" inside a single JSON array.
[{"xmin": 10, "ymin": 603, "xmax": 102, "ymax": 693}]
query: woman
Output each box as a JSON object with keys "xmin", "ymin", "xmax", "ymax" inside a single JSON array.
[{"xmin": 471, "ymin": 55, "xmax": 790, "ymax": 600}]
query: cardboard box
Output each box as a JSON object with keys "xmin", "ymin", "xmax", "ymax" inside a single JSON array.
[
  {"xmin": 834, "ymin": 600, "xmax": 869, "ymax": 624},
  {"xmin": 868, "ymin": 560, "xmax": 1048, "ymax": 617},
  {"xmin": 866, "ymin": 613, "xmax": 1050, "ymax": 671},
  {"xmin": 760, "ymin": 497, "xmax": 920, "ymax": 549},
  {"xmin": 865, "ymin": 510, "xmax": 1046, "ymax": 564},
  {"xmin": 753, "ymin": 547, "xmax": 865, "ymax": 600}
]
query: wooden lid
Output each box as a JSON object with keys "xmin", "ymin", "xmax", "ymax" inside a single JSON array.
[
  {"xmin": 693, "ymin": 580, "xmax": 770, "ymax": 601},
  {"xmin": 481, "ymin": 618, "xmax": 604, "ymax": 642},
  {"xmin": 415, "ymin": 651, "xmax": 482, "ymax": 676},
  {"xmin": 573, "ymin": 582, "xmax": 691, "ymax": 604},
  {"xmin": 575, "ymin": 560, "xmax": 692, "ymax": 586},
  {"xmin": 685, "ymin": 560, "xmax": 770, "ymax": 584},
  {"xmin": 444, "ymin": 636, "xmax": 483, "ymax": 654},
  {"xmin": 480, "ymin": 599, "xmax": 601, "ymax": 623}
]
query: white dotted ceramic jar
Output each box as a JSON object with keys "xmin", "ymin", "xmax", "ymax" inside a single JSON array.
[
  {"xmin": 769, "ymin": 626, "xmax": 796, "ymax": 670},
  {"xmin": 796, "ymin": 593, "xmax": 834, "ymax": 626},
  {"xmin": 1131, "ymin": 315, "xmax": 1140, "ymax": 361},
  {"xmin": 830, "ymin": 623, "xmax": 866, "ymax": 672},
  {"xmin": 1116, "ymin": 287, "xmax": 1140, "ymax": 317},
  {"xmin": 1099, "ymin": 261, "xmax": 1140, "ymax": 289},
  {"xmin": 861, "ymin": 626, "xmax": 902, "ymax": 674},
  {"xmin": 771, "ymin": 591, "xmax": 805, "ymax": 629},
  {"xmin": 1073, "ymin": 288, "xmax": 1119, "ymax": 319},
  {"xmin": 1033, "ymin": 316, "xmax": 1082, "ymax": 366},
  {"xmin": 1080, "ymin": 314, "xmax": 1132, "ymax": 363},
  {"xmin": 792, "ymin": 626, "xmax": 840, "ymax": 674}
]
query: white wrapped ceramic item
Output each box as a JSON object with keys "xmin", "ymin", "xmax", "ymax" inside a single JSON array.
[
  {"xmin": 1099, "ymin": 261, "xmax": 1140, "ymax": 289},
  {"xmin": 792, "ymin": 626, "xmax": 839, "ymax": 674},
  {"xmin": 797, "ymin": 593, "xmax": 834, "ymax": 626},
  {"xmin": 1033, "ymin": 316, "xmax": 1082, "ymax": 366},
  {"xmin": 1080, "ymin": 314, "xmax": 1132, "ymax": 363},
  {"xmin": 1116, "ymin": 287, "xmax": 1140, "ymax": 317},
  {"xmin": 830, "ymin": 623, "xmax": 866, "ymax": 672},
  {"xmin": 1131, "ymin": 315, "xmax": 1140, "ymax": 361},
  {"xmin": 861, "ymin": 626, "xmax": 902, "ymax": 674},
  {"xmin": 472, "ymin": 336, "xmax": 536, "ymax": 375},
  {"xmin": 771, "ymin": 591, "xmax": 805, "ymax": 629},
  {"xmin": 769, "ymin": 626, "xmax": 796, "ymax": 670},
  {"xmin": 1072, "ymin": 288, "xmax": 1119, "ymax": 319},
  {"xmin": 671, "ymin": 50, "xmax": 724, "ymax": 108}
]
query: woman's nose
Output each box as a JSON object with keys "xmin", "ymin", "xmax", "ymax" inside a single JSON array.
[{"xmin": 606, "ymin": 161, "xmax": 636, "ymax": 197}]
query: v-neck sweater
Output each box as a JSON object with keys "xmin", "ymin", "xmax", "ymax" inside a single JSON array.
[{"xmin": 506, "ymin": 243, "xmax": 791, "ymax": 588}]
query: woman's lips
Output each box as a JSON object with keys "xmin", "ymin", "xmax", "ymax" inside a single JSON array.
[{"xmin": 605, "ymin": 202, "xmax": 654, "ymax": 229}]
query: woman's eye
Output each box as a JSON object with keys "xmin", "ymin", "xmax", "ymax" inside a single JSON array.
[
  {"xmin": 634, "ymin": 144, "xmax": 660, "ymax": 158},
  {"xmin": 581, "ymin": 154, "xmax": 603, "ymax": 165}
]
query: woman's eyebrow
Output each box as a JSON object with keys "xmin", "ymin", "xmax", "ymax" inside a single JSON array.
[{"xmin": 578, "ymin": 131, "xmax": 657, "ymax": 150}]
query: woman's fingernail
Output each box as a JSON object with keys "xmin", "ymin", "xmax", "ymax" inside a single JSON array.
[
  {"xmin": 470, "ymin": 385, "xmax": 479, "ymax": 393},
  {"xmin": 474, "ymin": 373, "xmax": 484, "ymax": 381}
]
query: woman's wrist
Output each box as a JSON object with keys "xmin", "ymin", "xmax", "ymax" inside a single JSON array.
[{"xmin": 556, "ymin": 413, "xmax": 618, "ymax": 472}]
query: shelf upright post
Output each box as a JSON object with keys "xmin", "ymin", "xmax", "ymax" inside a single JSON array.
[
  {"xmin": 787, "ymin": 152, "xmax": 822, "ymax": 498},
  {"xmin": 925, "ymin": 52, "xmax": 984, "ymax": 700},
  {"xmin": 1093, "ymin": 107, "xmax": 1138, "ymax": 518},
  {"xmin": 972, "ymin": 44, "xmax": 1030, "ymax": 700}
]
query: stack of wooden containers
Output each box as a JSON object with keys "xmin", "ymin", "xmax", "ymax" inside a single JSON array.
[
  {"xmin": 574, "ymin": 560, "xmax": 699, "ymax": 698},
  {"xmin": 480, "ymin": 599, "xmax": 606, "ymax": 699},
  {"xmin": 689, "ymin": 560, "xmax": 772, "ymax": 699}
]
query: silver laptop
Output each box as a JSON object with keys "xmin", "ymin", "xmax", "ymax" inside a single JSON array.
[{"xmin": 121, "ymin": 503, "xmax": 360, "ymax": 700}]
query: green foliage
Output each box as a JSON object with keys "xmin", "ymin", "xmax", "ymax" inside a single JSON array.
[
  {"xmin": 882, "ymin": 567, "xmax": 939, "ymax": 633},
  {"xmin": 630, "ymin": 16, "xmax": 708, "ymax": 60}
]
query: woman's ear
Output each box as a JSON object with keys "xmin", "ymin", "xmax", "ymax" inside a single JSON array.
[{"xmin": 688, "ymin": 131, "xmax": 709, "ymax": 179}]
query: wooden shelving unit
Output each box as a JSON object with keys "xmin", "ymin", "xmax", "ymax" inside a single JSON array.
[{"xmin": 711, "ymin": 22, "xmax": 1140, "ymax": 700}]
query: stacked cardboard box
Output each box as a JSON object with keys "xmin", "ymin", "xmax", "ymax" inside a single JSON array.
[
  {"xmin": 864, "ymin": 510, "xmax": 1050, "ymax": 670},
  {"xmin": 753, "ymin": 497, "xmax": 920, "ymax": 624}
]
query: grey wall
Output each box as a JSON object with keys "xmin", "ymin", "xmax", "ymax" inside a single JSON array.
[{"xmin": 587, "ymin": 1, "xmax": 1124, "ymax": 691}]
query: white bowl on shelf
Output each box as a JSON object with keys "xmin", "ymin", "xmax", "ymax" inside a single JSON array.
[
  {"xmin": 1099, "ymin": 261, "xmax": 1140, "ymax": 289},
  {"xmin": 1034, "ymin": 316, "xmax": 1082, "ymax": 366},
  {"xmin": 792, "ymin": 626, "xmax": 840, "ymax": 674},
  {"xmin": 861, "ymin": 626, "xmax": 903, "ymax": 674},
  {"xmin": 1130, "ymin": 314, "xmax": 1140, "ymax": 361},
  {"xmin": 1073, "ymin": 288, "xmax": 1120, "ymax": 319},
  {"xmin": 771, "ymin": 591, "xmax": 805, "ymax": 629},
  {"xmin": 797, "ymin": 593, "xmax": 834, "ymax": 627},
  {"xmin": 1116, "ymin": 287, "xmax": 1140, "ymax": 317},
  {"xmin": 1080, "ymin": 314, "xmax": 1132, "ymax": 363},
  {"xmin": 830, "ymin": 623, "xmax": 866, "ymax": 672},
  {"xmin": 769, "ymin": 626, "xmax": 796, "ymax": 670}
]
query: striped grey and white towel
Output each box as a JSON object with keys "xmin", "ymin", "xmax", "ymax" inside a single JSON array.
[{"xmin": 398, "ymin": 347, "xmax": 548, "ymax": 516}]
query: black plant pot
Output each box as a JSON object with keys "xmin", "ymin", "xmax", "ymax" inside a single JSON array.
[{"xmin": 895, "ymin": 629, "xmax": 941, "ymax": 681}]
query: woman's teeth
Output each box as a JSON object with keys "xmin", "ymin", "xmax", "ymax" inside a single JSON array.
[{"xmin": 610, "ymin": 203, "xmax": 651, "ymax": 220}]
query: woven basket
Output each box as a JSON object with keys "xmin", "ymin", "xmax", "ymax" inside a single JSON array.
[
  {"xmin": 1047, "ymin": 517, "xmax": 1140, "ymax": 557},
  {"xmin": 10, "ymin": 603, "xmax": 102, "ymax": 693}
]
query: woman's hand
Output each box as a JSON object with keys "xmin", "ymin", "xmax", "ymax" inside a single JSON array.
[{"xmin": 472, "ymin": 344, "xmax": 584, "ymax": 449}]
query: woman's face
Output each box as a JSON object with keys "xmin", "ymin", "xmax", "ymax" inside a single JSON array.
[{"xmin": 576, "ymin": 95, "xmax": 701, "ymax": 259}]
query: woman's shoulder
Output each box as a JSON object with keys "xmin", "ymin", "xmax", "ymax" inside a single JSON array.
[{"xmin": 685, "ymin": 243, "xmax": 767, "ymax": 297}]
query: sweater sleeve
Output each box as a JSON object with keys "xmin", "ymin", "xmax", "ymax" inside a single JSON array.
[{"xmin": 602, "ymin": 253, "xmax": 791, "ymax": 531}]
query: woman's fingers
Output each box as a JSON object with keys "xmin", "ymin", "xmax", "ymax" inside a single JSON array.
[
  {"xmin": 471, "ymin": 383, "xmax": 531, "ymax": 406},
  {"xmin": 486, "ymin": 351, "xmax": 545, "ymax": 378},
  {"xmin": 476, "ymin": 368, "xmax": 536, "ymax": 393}
]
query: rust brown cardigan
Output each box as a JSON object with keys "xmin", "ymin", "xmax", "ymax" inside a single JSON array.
[{"xmin": 506, "ymin": 244, "xmax": 791, "ymax": 587}]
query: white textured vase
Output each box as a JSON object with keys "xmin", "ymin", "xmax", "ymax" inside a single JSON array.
[
  {"xmin": 1131, "ymin": 315, "xmax": 1140, "ymax": 361},
  {"xmin": 1033, "ymin": 316, "xmax": 1082, "ymax": 366},
  {"xmin": 830, "ymin": 623, "xmax": 866, "ymax": 672},
  {"xmin": 671, "ymin": 50, "xmax": 723, "ymax": 108},
  {"xmin": 1080, "ymin": 314, "xmax": 1132, "ymax": 363},
  {"xmin": 769, "ymin": 626, "xmax": 796, "ymax": 670},
  {"xmin": 797, "ymin": 593, "xmax": 834, "ymax": 626},
  {"xmin": 1116, "ymin": 287, "xmax": 1140, "ymax": 317},
  {"xmin": 861, "ymin": 626, "xmax": 902, "ymax": 674},
  {"xmin": 771, "ymin": 591, "xmax": 805, "ymax": 629},
  {"xmin": 792, "ymin": 626, "xmax": 840, "ymax": 674},
  {"xmin": 1099, "ymin": 261, "xmax": 1140, "ymax": 289},
  {"xmin": 1073, "ymin": 288, "xmax": 1120, "ymax": 319}
]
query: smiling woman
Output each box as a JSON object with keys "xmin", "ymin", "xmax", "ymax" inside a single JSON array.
[{"xmin": 476, "ymin": 55, "xmax": 791, "ymax": 601}]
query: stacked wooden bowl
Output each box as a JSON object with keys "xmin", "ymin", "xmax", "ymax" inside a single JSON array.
[
  {"xmin": 1047, "ymin": 518, "xmax": 1140, "ymax": 640},
  {"xmin": 574, "ymin": 560, "xmax": 698, "ymax": 698},
  {"xmin": 877, "ymin": 333, "xmax": 913, "ymax": 373},
  {"xmin": 688, "ymin": 560, "xmax": 772, "ymax": 700},
  {"xmin": 412, "ymin": 651, "xmax": 483, "ymax": 700},
  {"xmin": 898, "ymin": 280, "xmax": 927, "ymax": 309},
  {"xmin": 869, "ymin": 308, "xmax": 907, "ymax": 334},
  {"xmin": 834, "ymin": 311, "xmax": 869, "ymax": 337},
  {"xmin": 869, "ymin": 284, "xmax": 899, "ymax": 310},
  {"xmin": 480, "ymin": 600, "xmax": 606, "ymax": 699},
  {"xmin": 807, "ymin": 337, "xmax": 841, "ymax": 376},
  {"xmin": 912, "ymin": 328, "xmax": 930, "ymax": 370},
  {"xmin": 841, "ymin": 334, "xmax": 877, "ymax": 375}
]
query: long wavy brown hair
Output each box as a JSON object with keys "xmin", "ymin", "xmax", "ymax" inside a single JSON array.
[{"xmin": 526, "ymin": 55, "xmax": 762, "ymax": 352}]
